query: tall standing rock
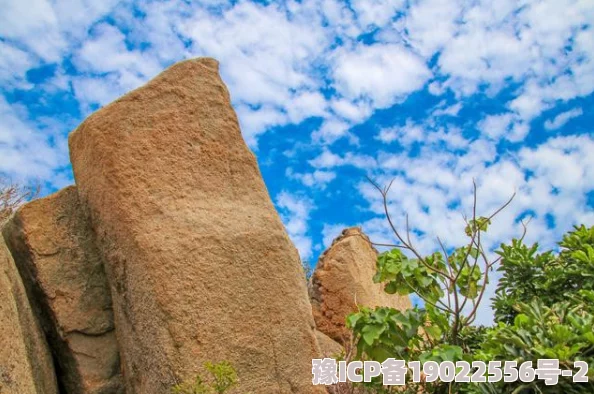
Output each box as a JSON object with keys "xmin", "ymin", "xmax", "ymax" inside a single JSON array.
[
  {"xmin": 310, "ymin": 227, "xmax": 412, "ymax": 344},
  {"xmin": 69, "ymin": 58, "xmax": 323, "ymax": 394},
  {"xmin": 2, "ymin": 186, "xmax": 123, "ymax": 394},
  {"xmin": 0, "ymin": 232, "xmax": 58, "ymax": 394}
]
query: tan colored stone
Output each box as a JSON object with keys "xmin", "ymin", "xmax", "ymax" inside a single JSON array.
[
  {"xmin": 3, "ymin": 186, "xmax": 123, "ymax": 394},
  {"xmin": 315, "ymin": 330, "xmax": 343, "ymax": 359},
  {"xmin": 68, "ymin": 57, "xmax": 323, "ymax": 394},
  {"xmin": 0, "ymin": 232, "xmax": 58, "ymax": 394},
  {"xmin": 310, "ymin": 227, "xmax": 412, "ymax": 344}
]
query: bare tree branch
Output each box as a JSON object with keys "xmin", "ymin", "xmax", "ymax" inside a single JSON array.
[
  {"xmin": 367, "ymin": 176, "xmax": 454, "ymax": 281},
  {"xmin": 0, "ymin": 178, "xmax": 39, "ymax": 223}
]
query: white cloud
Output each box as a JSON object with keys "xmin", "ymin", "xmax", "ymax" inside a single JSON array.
[
  {"xmin": 0, "ymin": 42, "xmax": 35, "ymax": 89},
  {"xmin": 377, "ymin": 119, "xmax": 468, "ymax": 149},
  {"xmin": 75, "ymin": 24, "xmax": 161, "ymax": 77},
  {"xmin": 0, "ymin": 0, "xmax": 120, "ymax": 64},
  {"xmin": 330, "ymin": 98, "xmax": 372, "ymax": 123},
  {"xmin": 332, "ymin": 42, "xmax": 432, "ymax": 108},
  {"xmin": 432, "ymin": 101, "xmax": 462, "ymax": 117},
  {"xmin": 520, "ymin": 135, "xmax": 594, "ymax": 193},
  {"xmin": 478, "ymin": 113, "xmax": 514, "ymax": 140},
  {"xmin": 287, "ymin": 91, "xmax": 328, "ymax": 124},
  {"xmin": 508, "ymin": 83, "xmax": 551, "ymax": 122},
  {"xmin": 438, "ymin": 25, "xmax": 531, "ymax": 96},
  {"xmin": 312, "ymin": 119, "xmax": 352, "ymax": 144},
  {"xmin": 287, "ymin": 168, "xmax": 337, "ymax": 189},
  {"xmin": 376, "ymin": 120, "xmax": 425, "ymax": 146},
  {"xmin": 351, "ymin": 0, "xmax": 405, "ymax": 29},
  {"xmin": 0, "ymin": 97, "xmax": 69, "ymax": 186},
  {"xmin": 309, "ymin": 149, "xmax": 377, "ymax": 170},
  {"xmin": 430, "ymin": 0, "xmax": 594, "ymax": 116},
  {"xmin": 276, "ymin": 191, "xmax": 316, "ymax": 260},
  {"xmin": 0, "ymin": 0, "xmax": 64, "ymax": 62},
  {"xmin": 477, "ymin": 113, "xmax": 530, "ymax": 142},
  {"xmin": 402, "ymin": 0, "xmax": 462, "ymax": 57},
  {"xmin": 544, "ymin": 107, "xmax": 584, "ymax": 130},
  {"xmin": 181, "ymin": 1, "xmax": 327, "ymax": 105}
]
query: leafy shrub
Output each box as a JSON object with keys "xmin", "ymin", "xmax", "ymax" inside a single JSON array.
[
  {"xmin": 345, "ymin": 179, "xmax": 594, "ymax": 393},
  {"xmin": 476, "ymin": 225, "xmax": 594, "ymax": 393},
  {"xmin": 494, "ymin": 225, "xmax": 594, "ymax": 324},
  {"xmin": 171, "ymin": 361, "xmax": 238, "ymax": 394}
]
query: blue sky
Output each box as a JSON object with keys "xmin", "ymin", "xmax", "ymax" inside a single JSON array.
[{"xmin": 1, "ymin": 0, "xmax": 593, "ymax": 324}]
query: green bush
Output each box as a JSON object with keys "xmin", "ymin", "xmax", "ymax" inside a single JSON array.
[
  {"xmin": 346, "ymin": 180, "xmax": 594, "ymax": 393},
  {"xmin": 476, "ymin": 225, "xmax": 594, "ymax": 393},
  {"xmin": 171, "ymin": 361, "xmax": 238, "ymax": 394},
  {"xmin": 493, "ymin": 225, "xmax": 594, "ymax": 324}
]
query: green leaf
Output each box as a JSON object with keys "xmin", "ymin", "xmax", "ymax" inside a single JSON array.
[{"xmin": 361, "ymin": 324, "xmax": 385, "ymax": 346}]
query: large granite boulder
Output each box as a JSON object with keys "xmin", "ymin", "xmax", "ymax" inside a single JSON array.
[
  {"xmin": 310, "ymin": 227, "xmax": 412, "ymax": 344},
  {"xmin": 0, "ymin": 232, "xmax": 58, "ymax": 394},
  {"xmin": 2, "ymin": 186, "xmax": 123, "ymax": 394},
  {"xmin": 68, "ymin": 58, "xmax": 323, "ymax": 393}
]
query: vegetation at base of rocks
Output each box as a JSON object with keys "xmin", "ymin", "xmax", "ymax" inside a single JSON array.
[
  {"xmin": 0, "ymin": 178, "xmax": 39, "ymax": 223},
  {"xmin": 345, "ymin": 179, "xmax": 594, "ymax": 393},
  {"xmin": 171, "ymin": 361, "xmax": 240, "ymax": 394}
]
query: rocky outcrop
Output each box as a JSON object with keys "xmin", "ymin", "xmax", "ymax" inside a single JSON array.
[
  {"xmin": 315, "ymin": 330, "xmax": 343, "ymax": 359},
  {"xmin": 68, "ymin": 58, "xmax": 323, "ymax": 393},
  {"xmin": 2, "ymin": 186, "xmax": 123, "ymax": 394},
  {"xmin": 310, "ymin": 227, "xmax": 412, "ymax": 344},
  {"xmin": 0, "ymin": 232, "xmax": 58, "ymax": 394}
]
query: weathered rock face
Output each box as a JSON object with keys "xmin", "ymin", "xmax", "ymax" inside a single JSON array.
[
  {"xmin": 2, "ymin": 186, "xmax": 123, "ymax": 394},
  {"xmin": 0, "ymin": 232, "xmax": 58, "ymax": 394},
  {"xmin": 310, "ymin": 227, "xmax": 412, "ymax": 344},
  {"xmin": 315, "ymin": 330, "xmax": 343, "ymax": 359},
  {"xmin": 68, "ymin": 58, "xmax": 323, "ymax": 394}
]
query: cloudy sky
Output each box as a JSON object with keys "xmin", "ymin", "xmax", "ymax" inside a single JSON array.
[{"xmin": 1, "ymin": 0, "xmax": 593, "ymax": 323}]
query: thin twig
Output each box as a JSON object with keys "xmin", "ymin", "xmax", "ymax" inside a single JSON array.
[{"xmin": 401, "ymin": 277, "xmax": 453, "ymax": 314}]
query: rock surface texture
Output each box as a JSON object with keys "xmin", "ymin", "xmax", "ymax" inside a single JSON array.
[
  {"xmin": 315, "ymin": 330, "xmax": 343, "ymax": 358},
  {"xmin": 69, "ymin": 58, "xmax": 323, "ymax": 394},
  {"xmin": 2, "ymin": 186, "xmax": 123, "ymax": 394},
  {"xmin": 310, "ymin": 227, "xmax": 412, "ymax": 344},
  {"xmin": 0, "ymin": 233, "xmax": 58, "ymax": 394}
]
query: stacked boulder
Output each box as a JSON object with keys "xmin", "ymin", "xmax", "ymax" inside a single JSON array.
[
  {"xmin": 0, "ymin": 235, "xmax": 57, "ymax": 394},
  {"xmin": 0, "ymin": 58, "xmax": 324, "ymax": 394},
  {"xmin": 309, "ymin": 227, "xmax": 412, "ymax": 347},
  {"xmin": 0, "ymin": 58, "xmax": 409, "ymax": 394},
  {"xmin": 3, "ymin": 186, "xmax": 123, "ymax": 393}
]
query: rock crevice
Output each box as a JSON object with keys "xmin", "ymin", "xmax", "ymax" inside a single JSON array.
[
  {"xmin": 2, "ymin": 186, "xmax": 123, "ymax": 394},
  {"xmin": 0, "ymin": 232, "xmax": 58, "ymax": 394}
]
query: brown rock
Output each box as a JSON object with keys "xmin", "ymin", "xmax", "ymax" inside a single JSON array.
[
  {"xmin": 2, "ymin": 186, "xmax": 123, "ymax": 394},
  {"xmin": 68, "ymin": 58, "xmax": 323, "ymax": 394},
  {"xmin": 315, "ymin": 331, "xmax": 343, "ymax": 359},
  {"xmin": 0, "ymin": 231, "xmax": 58, "ymax": 394},
  {"xmin": 310, "ymin": 227, "xmax": 412, "ymax": 344}
]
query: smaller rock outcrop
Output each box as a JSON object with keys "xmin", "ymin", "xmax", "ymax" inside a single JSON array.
[
  {"xmin": 315, "ymin": 330, "xmax": 343, "ymax": 358},
  {"xmin": 0, "ymin": 233, "xmax": 58, "ymax": 394},
  {"xmin": 2, "ymin": 186, "xmax": 123, "ymax": 394},
  {"xmin": 310, "ymin": 227, "xmax": 412, "ymax": 344}
]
